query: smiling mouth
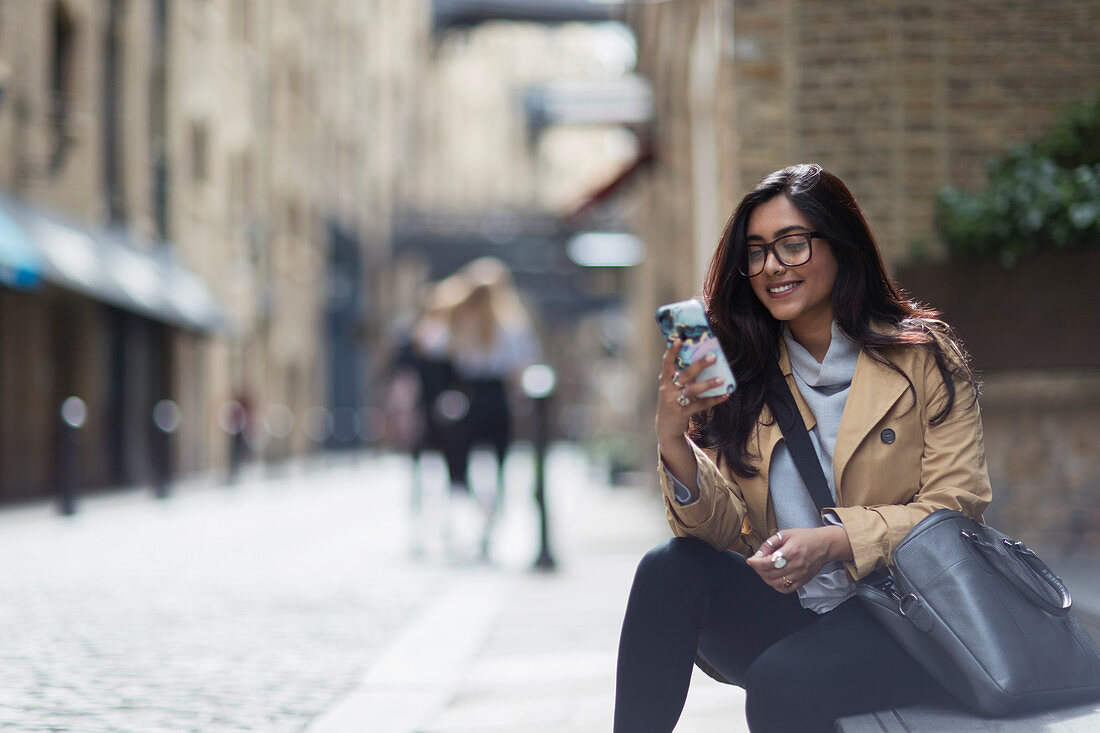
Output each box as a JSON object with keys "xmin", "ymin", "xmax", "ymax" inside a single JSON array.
[{"xmin": 767, "ymin": 282, "xmax": 801, "ymax": 295}]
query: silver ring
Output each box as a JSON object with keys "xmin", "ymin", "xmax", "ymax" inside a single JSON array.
[
  {"xmin": 676, "ymin": 393, "xmax": 691, "ymax": 407},
  {"xmin": 772, "ymin": 551, "xmax": 788, "ymax": 570},
  {"xmin": 671, "ymin": 372, "xmax": 684, "ymax": 388},
  {"xmin": 775, "ymin": 531, "xmax": 783, "ymax": 543}
]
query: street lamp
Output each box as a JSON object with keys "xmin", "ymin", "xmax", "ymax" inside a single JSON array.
[{"xmin": 521, "ymin": 364, "xmax": 557, "ymax": 571}]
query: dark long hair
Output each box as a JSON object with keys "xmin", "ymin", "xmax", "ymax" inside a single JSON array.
[{"xmin": 695, "ymin": 163, "xmax": 978, "ymax": 477}]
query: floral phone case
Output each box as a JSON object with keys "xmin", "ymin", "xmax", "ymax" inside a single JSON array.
[{"xmin": 655, "ymin": 298, "xmax": 736, "ymax": 398}]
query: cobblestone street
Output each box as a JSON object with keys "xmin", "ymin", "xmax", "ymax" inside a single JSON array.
[
  {"xmin": 2, "ymin": 439, "xmax": 953, "ymax": 733},
  {"xmin": 0, "ymin": 454, "xmax": 463, "ymax": 732}
]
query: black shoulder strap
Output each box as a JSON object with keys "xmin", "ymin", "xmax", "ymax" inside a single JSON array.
[{"xmin": 766, "ymin": 361, "xmax": 834, "ymax": 513}]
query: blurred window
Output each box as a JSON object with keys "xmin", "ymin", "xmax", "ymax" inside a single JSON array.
[
  {"xmin": 49, "ymin": 1, "xmax": 76, "ymax": 174},
  {"xmin": 190, "ymin": 120, "xmax": 208, "ymax": 184}
]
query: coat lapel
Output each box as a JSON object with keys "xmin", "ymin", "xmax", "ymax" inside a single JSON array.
[{"xmin": 832, "ymin": 347, "xmax": 909, "ymax": 497}]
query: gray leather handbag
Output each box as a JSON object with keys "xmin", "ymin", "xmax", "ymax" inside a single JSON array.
[
  {"xmin": 767, "ymin": 365, "xmax": 1100, "ymax": 715},
  {"xmin": 857, "ymin": 509, "xmax": 1100, "ymax": 715}
]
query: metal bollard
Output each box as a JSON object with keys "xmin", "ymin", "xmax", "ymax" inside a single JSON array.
[
  {"xmin": 151, "ymin": 399, "xmax": 180, "ymax": 499},
  {"xmin": 522, "ymin": 365, "xmax": 557, "ymax": 571},
  {"xmin": 56, "ymin": 396, "xmax": 87, "ymax": 516},
  {"xmin": 219, "ymin": 400, "xmax": 247, "ymax": 484}
]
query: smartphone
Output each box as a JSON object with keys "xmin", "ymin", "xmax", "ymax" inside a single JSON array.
[{"xmin": 655, "ymin": 298, "xmax": 736, "ymax": 398}]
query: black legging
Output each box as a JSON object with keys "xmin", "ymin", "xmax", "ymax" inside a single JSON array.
[
  {"xmin": 614, "ymin": 537, "xmax": 956, "ymax": 732},
  {"xmin": 442, "ymin": 379, "xmax": 510, "ymax": 491}
]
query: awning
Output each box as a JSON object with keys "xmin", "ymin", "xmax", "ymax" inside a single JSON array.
[
  {"xmin": 0, "ymin": 193, "xmax": 226, "ymax": 332},
  {"xmin": 0, "ymin": 203, "xmax": 43, "ymax": 289},
  {"xmin": 524, "ymin": 76, "xmax": 654, "ymax": 131},
  {"xmin": 568, "ymin": 140, "xmax": 654, "ymax": 220}
]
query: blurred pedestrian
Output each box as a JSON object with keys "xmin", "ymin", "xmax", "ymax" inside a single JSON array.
[
  {"xmin": 614, "ymin": 164, "xmax": 991, "ymax": 732},
  {"xmin": 443, "ymin": 257, "xmax": 540, "ymax": 557},
  {"xmin": 222, "ymin": 390, "xmax": 253, "ymax": 484},
  {"xmin": 389, "ymin": 272, "xmax": 470, "ymax": 555}
]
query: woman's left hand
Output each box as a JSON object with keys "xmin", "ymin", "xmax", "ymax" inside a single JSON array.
[{"xmin": 745, "ymin": 526, "xmax": 853, "ymax": 594}]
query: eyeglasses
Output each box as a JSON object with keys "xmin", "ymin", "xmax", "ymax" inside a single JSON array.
[{"xmin": 739, "ymin": 231, "xmax": 821, "ymax": 277}]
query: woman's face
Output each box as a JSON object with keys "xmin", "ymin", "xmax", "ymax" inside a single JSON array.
[{"xmin": 746, "ymin": 195, "xmax": 838, "ymax": 332}]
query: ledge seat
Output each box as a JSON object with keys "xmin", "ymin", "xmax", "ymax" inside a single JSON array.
[{"xmin": 836, "ymin": 701, "xmax": 1100, "ymax": 732}]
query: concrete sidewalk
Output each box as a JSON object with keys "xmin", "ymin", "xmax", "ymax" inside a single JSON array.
[{"xmin": 307, "ymin": 445, "xmax": 748, "ymax": 733}]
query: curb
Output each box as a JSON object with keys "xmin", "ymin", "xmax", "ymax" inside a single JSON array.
[{"xmin": 306, "ymin": 573, "xmax": 511, "ymax": 733}]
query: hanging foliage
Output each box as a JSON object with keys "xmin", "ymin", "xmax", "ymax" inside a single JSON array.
[{"xmin": 935, "ymin": 89, "xmax": 1100, "ymax": 267}]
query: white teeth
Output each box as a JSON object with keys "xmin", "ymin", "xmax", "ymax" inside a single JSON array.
[{"xmin": 768, "ymin": 283, "xmax": 798, "ymax": 294}]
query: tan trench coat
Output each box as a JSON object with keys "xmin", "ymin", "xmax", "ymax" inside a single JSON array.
[{"xmin": 658, "ymin": 337, "xmax": 992, "ymax": 581}]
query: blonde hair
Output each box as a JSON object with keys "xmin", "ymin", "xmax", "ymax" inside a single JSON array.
[
  {"xmin": 412, "ymin": 272, "xmax": 469, "ymax": 349},
  {"xmin": 450, "ymin": 282, "xmax": 497, "ymax": 349},
  {"xmin": 449, "ymin": 257, "xmax": 532, "ymax": 352}
]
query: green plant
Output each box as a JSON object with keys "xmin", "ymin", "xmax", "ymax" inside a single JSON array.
[
  {"xmin": 935, "ymin": 90, "xmax": 1100, "ymax": 266},
  {"xmin": 1035, "ymin": 91, "xmax": 1100, "ymax": 168}
]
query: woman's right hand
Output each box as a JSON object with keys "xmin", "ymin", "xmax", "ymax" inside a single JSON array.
[{"xmin": 656, "ymin": 340, "xmax": 731, "ymax": 449}]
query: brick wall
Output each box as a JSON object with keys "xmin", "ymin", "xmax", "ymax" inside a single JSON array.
[
  {"xmin": 726, "ymin": 0, "xmax": 796, "ymax": 194},
  {"xmin": 896, "ymin": 251, "xmax": 1100, "ymax": 371},
  {"xmin": 794, "ymin": 0, "xmax": 1100, "ymax": 261},
  {"xmin": 630, "ymin": 0, "xmax": 1100, "ymax": 266},
  {"xmin": 897, "ymin": 250, "xmax": 1100, "ymax": 547},
  {"xmin": 980, "ymin": 372, "xmax": 1100, "ymax": 550}
]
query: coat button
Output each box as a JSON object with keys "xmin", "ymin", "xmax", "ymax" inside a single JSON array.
[{"xmin": 880, "ymin": 428, "xmax": 896, "ymax": 444}]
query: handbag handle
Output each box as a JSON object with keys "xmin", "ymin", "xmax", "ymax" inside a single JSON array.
[{"xmin": 961, "ymin": 530, "xmax": 1072, "ymax": 615}]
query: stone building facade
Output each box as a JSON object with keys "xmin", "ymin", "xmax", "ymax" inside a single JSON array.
[
  {"xmin": 387, "ymin": 17, "xmax": 649, "ymax": 452},
  {"xmin": 0, "ymin": 0, "xmax": 189, "ymax": 498},
  {"xmin": 0, "ymin": 0, "xmax": 430, "ymax": 500},
  {"xmin": 0, "ymin": 0, "xmax": 640, "ymax": 501},
  {"xmin": 407, "ymin": 21, "xmax": 639, "ymax": 214}
]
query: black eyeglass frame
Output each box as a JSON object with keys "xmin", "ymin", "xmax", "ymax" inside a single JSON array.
[{"xmin": 738, "ymin": 231, "xmax": 823, "ymax": 277}]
